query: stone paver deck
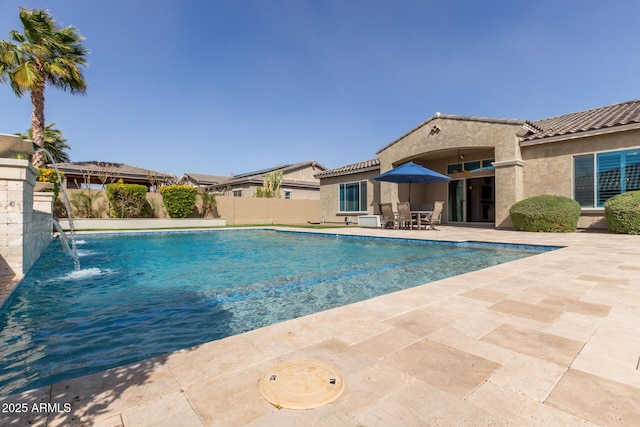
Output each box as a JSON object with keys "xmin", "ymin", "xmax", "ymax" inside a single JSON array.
[{"xmin": 1, "ymin": 226, "xmax": 639, "ymax": 426}]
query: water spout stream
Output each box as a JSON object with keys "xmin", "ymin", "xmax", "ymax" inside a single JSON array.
[{"xmin": 41, "ymin": 148, "xmax": 80, "ymax": 270}]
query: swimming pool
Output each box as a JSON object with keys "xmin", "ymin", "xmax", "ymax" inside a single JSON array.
[{"xmin": 0, "ymin": 229, "xmax": 552, "ymax": 396}]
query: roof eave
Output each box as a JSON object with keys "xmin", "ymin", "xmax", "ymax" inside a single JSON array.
[
  {"xmin": 316, "ymin": 164, "xmax": 381, "ymax": 179},
  {"xmin": 520, "ymin": 122, "xmax": 640, "ymax": 147}
]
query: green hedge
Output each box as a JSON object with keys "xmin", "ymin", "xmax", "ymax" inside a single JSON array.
[
  {"xmin": 604, "ymin": 191, "xmax": 640, "ymax": 234},
  {"xmin": 510, "ymin": 195, "xmax": 581, "ymax": 232},
  {"xmin": 106, "ymin": 183, "xmax": 151, "ymax": 218},
  {"xmin": 160, "ymin": 185, "xmax": 197, "ymax": 218}
]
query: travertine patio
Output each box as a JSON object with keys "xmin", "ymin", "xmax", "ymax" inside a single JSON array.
[{"xmin": 1, "ymin": 226, "xmax": 639, "ymax": 426}]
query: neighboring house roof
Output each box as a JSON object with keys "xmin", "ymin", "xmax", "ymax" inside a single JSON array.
[
  {"xmin": 49, "ymin": 161, "xmax": 173, "ymax": 182},
  {"xmin": 190, "ymin": 160, "xmax": 327, "ymax": 190},
  {"xmin": 223, "ymin": 161, "xmax": 325, "ymax": 187},
  {"xmin": 180, "ymin": 173, "xmax": 231, "ymax": 186},
  {"xmin": 315, "ymin": 158, "xmax": 381, "ymax": 179},
  {"xmin": 522, "ymin": 99, "xmax": 640, "ymax": 143}
]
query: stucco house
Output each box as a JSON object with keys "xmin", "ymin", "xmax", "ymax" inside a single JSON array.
[
  {"xmin": 180, "ymin": 160, "xmax": 327, "ymax": 200},
  {"xmin": 316, "ymin": 99, "xmax": 640, "ymax": 229}
]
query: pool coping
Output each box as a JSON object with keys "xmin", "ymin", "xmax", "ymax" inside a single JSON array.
[{"xmin": 1, "ymin": 225, "xmax": 639, "ymax": 426}]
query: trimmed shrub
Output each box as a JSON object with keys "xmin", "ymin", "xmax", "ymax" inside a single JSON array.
[
  {"xmin": 604, "ymin": 191, "xmax": 640, "ymax": 234},
  {"xmin": 510, "ymin": 195, "xmax": 581, "ymax": 232},
  {"xmin": 106, "ymin": 183, "xmax": 150, "ymax": 218},
  {"xmin": 159, "ymin": 185, "xmax": 197, "ymax": 218}
]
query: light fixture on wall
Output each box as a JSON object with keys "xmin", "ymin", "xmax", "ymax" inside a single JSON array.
[
  {"xmin": 456, "ymin": 150, "xmax": 471, "ymax": 175},
  {"xmin": 430, "ymin": 125, "xmax": 441, "ymax": 135}
]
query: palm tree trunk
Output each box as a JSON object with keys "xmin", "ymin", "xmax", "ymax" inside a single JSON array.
[{"xmin": 30, "ymin": 80, "xmax": 46, "ymax": 167}]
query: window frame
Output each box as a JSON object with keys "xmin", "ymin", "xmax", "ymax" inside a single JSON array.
[
  {"xmin": 572, "ymin": 146, "xmax": 640, "ymax": 208},
  {"xmin": 338, "ymin": 180, "xmax": 368, "ymax": 213},
  {"xmin": 446, "ymin": 157, "xmax": 495, "ymax": 174}
]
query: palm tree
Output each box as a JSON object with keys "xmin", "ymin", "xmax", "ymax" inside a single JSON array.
[
  {"xmin": 15, "ymin": 122, "xmax": 71, "ymax": 164},
  {"xmin": 0, "ymin": 8, "xmax": 88, "ymax": 167}
]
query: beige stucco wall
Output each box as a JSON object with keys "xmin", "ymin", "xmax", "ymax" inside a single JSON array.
[
  {"xmin": 318, "ymin": 170, "xmax": 381, "ymax": 224},
  {"xmin": 244, "ymin": 183, "xmax": 320, "ymax": 200},
  {"xmin": 522, "ymin": 129, "xmax": 640, "ymax": 197},
  {"xmin": 57, "ymin": 190, "xmax": 320, "ymax": 225},
  {"xmin": 283, "ymin": 164, "xmax": 324, "ymax": 181},
  {"xmin": 521, "ymin": 128, "xmax": 640, "ymax": 228},
  {"xmin": 215, "ymin": 196, "xmax": 320, "ymax": 225},
  {"xmin": 280, "ymin": 187, "xmax": 320, "ymax": 200},
  {"xmin": 377, "ymin": 117, "xmax": 524, "ymax": 227}
]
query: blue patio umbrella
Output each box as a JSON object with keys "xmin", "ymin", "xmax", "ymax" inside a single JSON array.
[{"xmin": 374, "ymin": 161, "xmax": 450, "ymax": 202}]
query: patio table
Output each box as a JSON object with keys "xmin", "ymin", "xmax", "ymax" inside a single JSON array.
[{"xmin": 411, "ymin": 210, "xmax": 433, "ymax": 230}]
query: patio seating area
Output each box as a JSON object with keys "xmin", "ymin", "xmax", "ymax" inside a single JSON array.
[
  {"xmin": 377, "ymin": 201, "xmax": 444, "ymax": 230},
  {"xmin": 1, "ymin": 225, "xmax": 639, "ymax": 426}
]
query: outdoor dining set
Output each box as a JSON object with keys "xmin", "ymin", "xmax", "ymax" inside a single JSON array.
[
  {"xmin": 373, "ymin": 161, "xmax": 450, "ymax": 231},
  {"xmin": 379, "ymin": 201, "xmax": 444, "ymax": 230}
]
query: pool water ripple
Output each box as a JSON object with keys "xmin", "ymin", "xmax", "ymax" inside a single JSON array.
[{"xmin": 0, "ymin": 229, "xmax": 548, "ymax": 396}]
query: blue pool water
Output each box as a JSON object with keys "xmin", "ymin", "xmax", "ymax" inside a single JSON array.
[{"xmin": 0, "ymin": 229, "xmax": 551, "ymax": 396}]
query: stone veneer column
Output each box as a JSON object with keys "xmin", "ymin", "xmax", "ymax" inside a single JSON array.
[{"xmin": 0, "ymin": 158, "xmax": 52, "ymax": 277}]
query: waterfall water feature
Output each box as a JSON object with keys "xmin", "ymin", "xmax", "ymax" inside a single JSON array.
[
  {"xmin": 41, "ymin": 148, "xmax": 80, "ymax": 270},
  {"xmin": 49, "ymin": 217, "xmax": 74, "ymax": 255}
]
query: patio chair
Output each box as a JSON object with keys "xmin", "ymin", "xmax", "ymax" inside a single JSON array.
[
  {"xmin": 397, "ymin": 202, "xmax": 418, "ymax": 230},
  {"xmin": 424, "ymin": 201, "xmax": 444, "ymax": 230},
  {"xmin": 379, "ymin": 203, "xmax": 397, "ymax": 229}
]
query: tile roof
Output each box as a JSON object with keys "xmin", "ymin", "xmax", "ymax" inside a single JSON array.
[
  {"xmin": 522, "ymin": 99, "xmax": 640, "ymax": 142},
  {"xmin": 315, "ymin": 158, "xmax": 380, "ymax": 179}
]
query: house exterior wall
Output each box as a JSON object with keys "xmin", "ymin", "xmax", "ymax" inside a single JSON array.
[
  {"xmin": 521, "ymin": 128, "xmax": 640, "ymax": 228},
  {"xmin": 280, "ymin": 186, "xmax": 321, "ymax": 200},
  {"xmin": 318, "ymin": 169, "xmax": 380, "ymax": 224},
  {"xmin": 282, "ymin": 165, "xmax": 323, "ymax": 181},
  {"xmin": 377, "ymin": 118, "xmax": 523, "ymax": 227},
  {"xmin": 214, "ymin": 165, "xmax": 323, "ymax": 199},
  {"xmin": 238, "ymin": 183, "xmax": 319, "ymax": 200}
]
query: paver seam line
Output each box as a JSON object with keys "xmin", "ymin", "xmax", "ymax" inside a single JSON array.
[
  {"xmin": 539, "ymin": 370, "xmax": 606, "ymax": 427},
  {"xmin": 349, "ymin": 329, "xmax": 424, "ymax": 361},
  {"xmin": 175, "ymin": 387, "xmax": 206, "ymax": 427},
  {"xmin": 542, "ymin": 325, "xmax": 601, "ymax": 407},
  {"xmin": 37, "ymin": 385, "xmax": 56, "ymax": 427}
]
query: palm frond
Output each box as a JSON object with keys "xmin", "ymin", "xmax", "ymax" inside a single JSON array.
[{"xmin": 11, "ymin": 62, "xmax": 40, "ymax": 87}]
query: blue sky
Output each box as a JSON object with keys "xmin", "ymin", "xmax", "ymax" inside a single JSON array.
[{"xmin": 1, "ymin": 1, "xmax": 639, "ymax": 177}]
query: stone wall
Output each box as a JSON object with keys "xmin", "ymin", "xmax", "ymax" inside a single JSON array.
[{"xmin": 0, "ymin": 159, "xmax": 53, "ymax": 277}]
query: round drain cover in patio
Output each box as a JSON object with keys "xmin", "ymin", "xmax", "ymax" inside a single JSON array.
[{"xmin": 259, "ymin": 359, "xmax": 345, "ymax": 409}]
